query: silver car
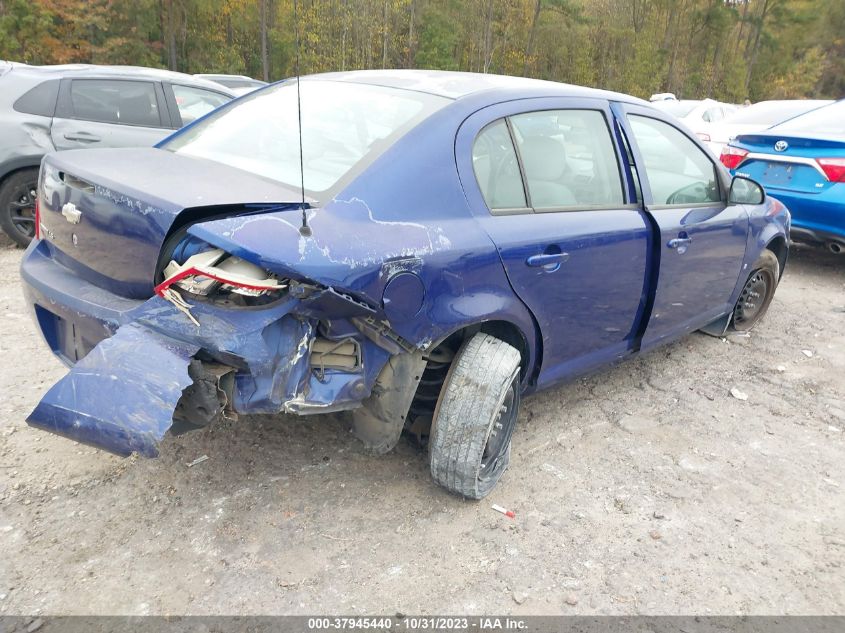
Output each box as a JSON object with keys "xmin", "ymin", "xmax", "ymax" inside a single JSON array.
[{"xmin": 0, "ymin": 62, "xmax": 234, "ymax": 246}]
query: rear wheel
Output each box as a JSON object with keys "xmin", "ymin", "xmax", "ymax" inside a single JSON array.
[
  {"xmin": 0, "ymin": 169, "xmax": 39, "ymax": 247},
  {"xmin": 730, "ymin": 250, "xmax": 779, "ymax": 332},
  {"xmin": 429, "ymin": 333, "xmax": 521, "ymax": 499}
]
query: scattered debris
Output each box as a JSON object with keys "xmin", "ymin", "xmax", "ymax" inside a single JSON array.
[
  {"xmin": 491, "ymin": 504, "xmax": 515, "ymax": 519},
  {"xmin": 649, "ymin": 530, "xmax": 663, "ymax": 540},
  {"xmin": 828, "ymin": 426, "xmax": 842, "ymax": 433},
  {"xmin": 512, "ymin": 590, "xmax": 528, "ymax": 605},
  {"xmin": 730, "ymin": 388, "xmax": 748, "ymax": 401},
  {"xmin": 186, "ymin": 455, "xmax": 209, "ymax": 468},
  {"xmin": 653, "ymin": 511, "xmax": 666, "ymax": 520},
  {"xmin": 801, "ymin": 350, "xmax": 814, "ymax": 358},
  {"xmin": 565, "ymin": 593, "xmax": 579, "ymax": 606},
  {"xmin": 539, "ymin": 462, "xmax": 567, "ymax": 480},
  {"xmin": 776, "ymin": 365, "xmax": 786, "ymax": 372},
  {"xmin": 27, "ymin": 619, "xmax": 44, "ymax": 633}
]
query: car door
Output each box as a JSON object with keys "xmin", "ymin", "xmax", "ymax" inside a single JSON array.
[
  {"xmin": 51, "ymin": 78, "xmax": 172, "ymax": 150},
  {"xmin": 456, "ymin": 98, "xmax": 651, "ymax": 389},
  {"xmin": 617, "ymin": 104, "xmax": 749, "ymax": 349}
]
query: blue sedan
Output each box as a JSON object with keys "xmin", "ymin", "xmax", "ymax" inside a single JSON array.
[
  {"xmin": 21, "ymin": 71, "xmax": 789, "ymax": 498},
  {"xmin": 721, "ymin": 99, "xmax": 844, "ymax": 253}
]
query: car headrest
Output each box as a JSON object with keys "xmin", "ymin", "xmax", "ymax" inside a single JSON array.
[
  {"xmin": 119, "ymin": 94, "xmax": 157, "ymax": 126},
  {"xmin": 520, "ymin": 136, "xmax": 567, "ymax": 181}
]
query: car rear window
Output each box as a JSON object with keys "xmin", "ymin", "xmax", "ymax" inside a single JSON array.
[
  {"xmin": 13, "ymin": 79, "xmax": 60, "ymax": 117},
  {"xmin": 161, "ymin": 80, "xmax": 449, "ymax": 195},
  {"xmin": 769, "ymin": 101, "xmax": 845, "ymax": 137},
  {"xmin": 724, "ymin": 101, "xmax": 830, "ymax": 126}
]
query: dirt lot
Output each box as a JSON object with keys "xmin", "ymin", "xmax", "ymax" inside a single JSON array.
[{"xmin": 0, "ymin": 239, "xmax": 843, "ymax": 616}]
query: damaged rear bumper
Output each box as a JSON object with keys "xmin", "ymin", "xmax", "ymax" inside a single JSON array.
[{"xmin": 21, "ymin": 239, "xmax": 411, "ymax": 457}]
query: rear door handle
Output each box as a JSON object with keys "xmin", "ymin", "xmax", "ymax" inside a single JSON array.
[
  {"xmin": 526, "ymin": 252, "xmax": 570, "ymax": 269},
  {"xmin": 63, "ymin": 132, "xmax": 100, "ymax": 143},
  {"xmin": 668, "ymin": 234, "xmax": 693, "ymax": 250}
]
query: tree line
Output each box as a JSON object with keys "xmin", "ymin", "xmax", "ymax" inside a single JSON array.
[{"xmin": 1, "ymin": 0, "xmax": 843, "ymax": 102}]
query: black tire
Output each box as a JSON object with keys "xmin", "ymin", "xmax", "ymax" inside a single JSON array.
[
  {"xmin": 729, "ymin": 250, "xmax": 779, "ymax": 332},
  {"xmin": 0, "ymin": 168, "xmax": 39, "ymax": 247},
  {"xmin": 429, "ymin": 332, "xmax": 521, "ymax": 499}
]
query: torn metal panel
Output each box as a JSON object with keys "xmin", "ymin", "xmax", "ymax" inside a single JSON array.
[
  {"xmin": 26, "ymin": 322, "xmax": 199, "ymax": 457},
  {"xmin": 171, "ymin": 361, "xmax": 236, "ymax": 435},
  {"xmin": 351, "ymin": 351, "xmax": 427, "ymax": 454},
  {"xmin": 290, "ymin": 284, "xmax": 377, "ymax": 320}
]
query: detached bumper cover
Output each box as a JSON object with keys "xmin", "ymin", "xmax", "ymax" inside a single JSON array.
[{"xmin": 27, "ymin": 323, "xmax": 199, "ymax": 457}]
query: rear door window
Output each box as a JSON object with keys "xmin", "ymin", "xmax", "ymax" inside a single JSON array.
[
  {"xmin": 472, "ymin": 120, "xmax": 527, "ymax": 210},
  {"xmin": 13, "ymin": 79, "xmax": 60, "ymax": 117},
  {"xmin": 171, "ymin": 85, "xmax": 230, "ymax": 126},
  {"xmin": 69, "ymin": 79, "xmax": 161, "ymax": 127},
  {"xmin": 628, "ymin": 115, "xmax": 721, "ymax": 206},
  {"xmin": 509, "ymin": 110, "xmax": 624, "ymax": 209}
]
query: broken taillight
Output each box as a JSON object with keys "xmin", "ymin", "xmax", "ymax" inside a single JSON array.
[{"xmin": 156, "ymin": 248, "xmax": 287, "ymax": 324}]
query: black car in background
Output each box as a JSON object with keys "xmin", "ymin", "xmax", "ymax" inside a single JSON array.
[{"xmin": 0, "ymin": 62, "xmax": 234, "ymax": 246}]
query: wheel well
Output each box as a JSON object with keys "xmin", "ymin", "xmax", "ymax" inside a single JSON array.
[
  {"xmin": 765, "ymin": 236, "xmax": 788, "ymax": 280},
  {"xmin": 405, "ymin": 320, "xmax": 533, "ymax": 447},
  {"xmin": 478, "ymin": 320, "xmax": 530, "ymax": 370},
  {"xmin": 0, "ymin": 164, "xmax": 40, "ymax": 184},
  {"xmin": 429, "ymin": 320, "xmax": 531, "ymax": 373}
]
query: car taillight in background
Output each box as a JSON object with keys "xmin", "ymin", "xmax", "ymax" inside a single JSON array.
[
  {"xmin": 720, "ymin": 146, "xmax": 748, "ymax": 170},
  {"xmin": 817, "ymin": 158, "xmax": 845, "ymax": 183}
]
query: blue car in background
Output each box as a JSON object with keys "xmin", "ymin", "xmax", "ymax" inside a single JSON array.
[
  {"xmin": 21, "ymin": 71, "xmax": 790, "ymax": 498},
  {"xmin": 721, "ymin": 100, "xmax": 845, "ymax": 253}
]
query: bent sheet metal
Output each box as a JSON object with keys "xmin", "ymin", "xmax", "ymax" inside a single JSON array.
[{"xmin": 27, "ymin": 322, "xmax": 199, "ymax": 457}]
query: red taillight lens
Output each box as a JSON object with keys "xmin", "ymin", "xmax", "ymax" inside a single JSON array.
[
  {"xmin": 34, "ymin": 197, "xmax": 40, "ymax": 239},
  {"xmin": 720, "ymin": 146, "xmax": 749, "ymax": 170},
  {"xmin": 817, "ymin": 158, "xmax": 845, "ymax": 183}
]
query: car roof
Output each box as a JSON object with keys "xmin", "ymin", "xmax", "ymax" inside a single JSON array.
[
  {"xmin": 1, "ymin": 61, "xmax": 234, "ymax": 93},
  {"xmin": 308, "ymin": 69, "xmax": 647, "ymax": 104}
]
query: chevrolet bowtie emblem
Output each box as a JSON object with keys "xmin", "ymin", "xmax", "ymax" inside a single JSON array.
[{"xmin": 61, "ymin": 202, "xmax": 82, "ymax": 224}]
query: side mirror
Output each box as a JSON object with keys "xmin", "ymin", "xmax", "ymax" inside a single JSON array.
[{"xmin": 729, "ymin": 176, "xmax": 765, "ymax": 205}]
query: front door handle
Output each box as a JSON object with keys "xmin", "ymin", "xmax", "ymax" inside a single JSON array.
[
  {"xmin": 526, "ymin": 252, "xmax": 570, "ymax": 270},
  {"xmin": 63, "ymin": 132, "xmax": 100, "ymax": 143}
]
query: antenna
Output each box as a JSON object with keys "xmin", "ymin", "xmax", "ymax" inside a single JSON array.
[{"xmin": 294, "ymin": 0, "xmax": 311, "ymax": 237}]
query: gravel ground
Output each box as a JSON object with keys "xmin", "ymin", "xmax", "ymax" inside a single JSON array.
[{"xmin": 0, "ymin": 239, "xmax": 843, "ymax": 616}]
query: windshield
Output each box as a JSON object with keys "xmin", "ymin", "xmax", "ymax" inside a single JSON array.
[
  {"xmin": 724, "ymin": 100, "xmax": 830, "ymax": 125},
  {"xmin": 652, "ymin": 101, "xmax": 699, "ymax": 117},
  {"xmin": 162, "ymin": 80, "xmax": 450, "ymax": 194},
  {"xmin": 769, "ymin": 100, "xmax": 845, "ymax": 137}
]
